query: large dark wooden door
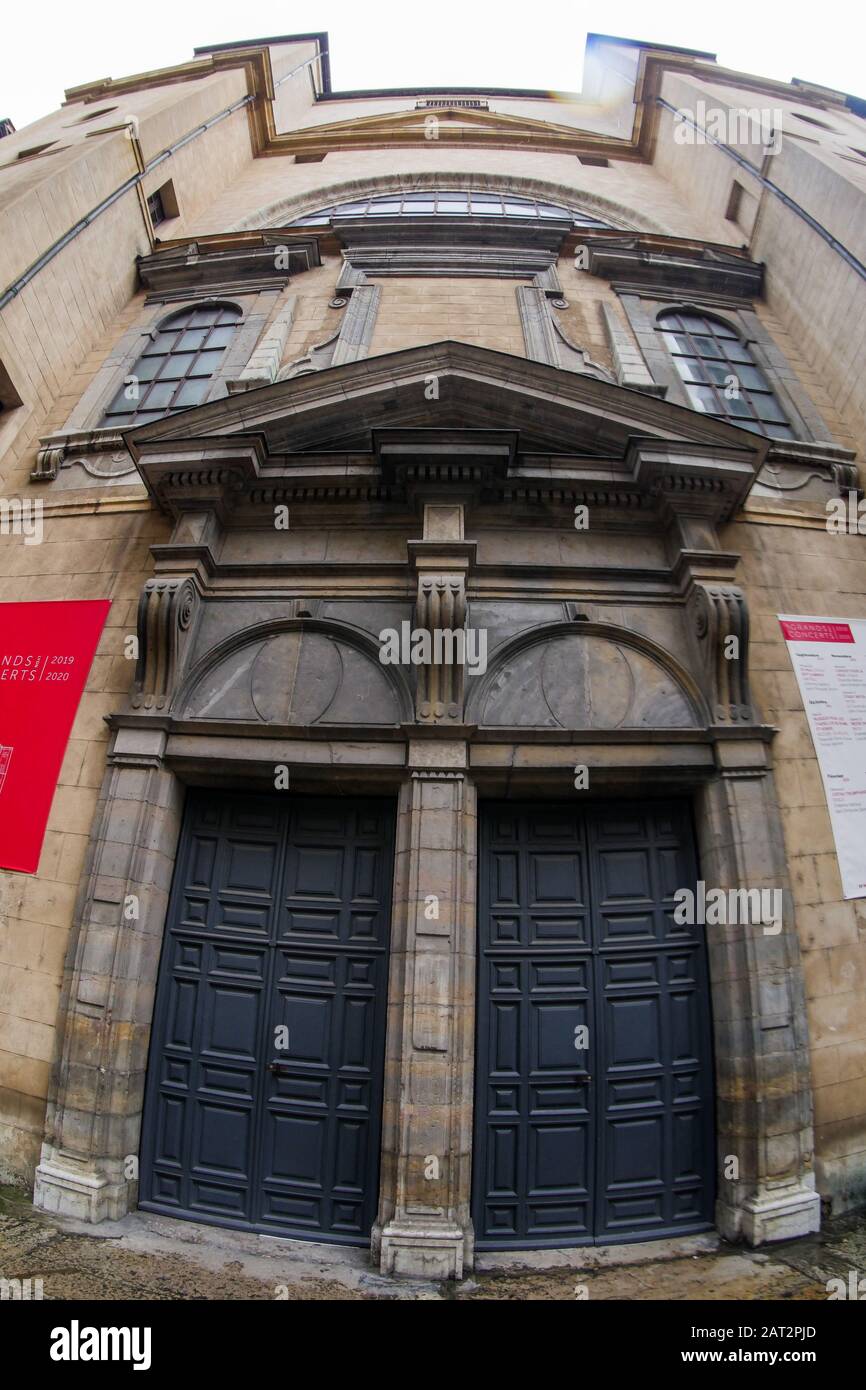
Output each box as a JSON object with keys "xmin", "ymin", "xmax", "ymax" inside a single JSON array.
[
  {"xmin": 473, "ymin": 801, "xmax": 714, "ymax": 1248},
  {"xmin": 140, "ymin": 792, "xmax": 394, "ymax": 1244}
]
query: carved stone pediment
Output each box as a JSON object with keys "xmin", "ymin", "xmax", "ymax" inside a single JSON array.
[{"xmin": 124, "ymin": 342, "xmax": 767, "ymax": 511}]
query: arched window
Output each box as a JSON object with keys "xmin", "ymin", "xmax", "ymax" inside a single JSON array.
[
  {"xmin": 658, "ymin": 310, "xmax": 794, "ymax": 439},
  {"xmin": 102, "ymin": 303, "xmax": 241, "ymax": 429},
  {"xmin": 292, "ymin": 188, "xmax": 614, "ymax": 229}
]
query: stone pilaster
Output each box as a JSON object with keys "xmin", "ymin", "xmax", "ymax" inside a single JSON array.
[
  {"xmin": 33, "ymin": 729, "xmax": 183, "ymax": 1222},
  {"xmin": 374, "ymin": 740, "xmax": 477, "ymax": 1279},
  {"xmin": 697, "ymin": 738, "xmax": 820, "ymax": 1243}
]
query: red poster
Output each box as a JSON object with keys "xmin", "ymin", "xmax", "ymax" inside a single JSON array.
[
  {"xmin": 779, "ymin": 620, "xmax": 855, "ymax": 644},
  {"xmin": 0, "ymin": 600, "xmax": 111, "ymax": 873}
]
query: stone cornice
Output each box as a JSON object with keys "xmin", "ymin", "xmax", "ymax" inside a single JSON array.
[
  {"xmin": 580, "ymin": 235, "xmax": 764, "ymax": 299},
  {"xmin": 61, "ymin": 37, "xmax": 854, "ymax": 165},
  {"xmin": 137, "ymin": 233, "xmax": 321, "ymax": 296}
]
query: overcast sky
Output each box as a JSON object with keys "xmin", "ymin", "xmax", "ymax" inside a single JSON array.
[{"xmin": 3, "ymin": 0, "xmax": 865, "ymax": 131}]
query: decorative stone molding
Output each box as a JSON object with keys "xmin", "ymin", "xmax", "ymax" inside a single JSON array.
[
  {"xmin": 601, "ymin": 301, "xmax": 665, "ymax": 395},
  {"xmin": 517, "ymin": 285, "xmax": 615, "ymax": 380},
  {"xmin": 279, "ymin": 285, "xmax": 380, "ymax": 378},
  {"xmin": 32, "ymin": 429, "xmax": 136, "ymax": 484},
  {"xmin": 137, "ymin": 234, "xmax": 320, "ymax": 298},
  {"xmin": 414, "ymin": 574, "xmax": 468, "ymax": 722},
  {"xmin": 752, "ymin": 438, "xmax": 860, "ymax": 500},
  {"xmin": 580, "ymin": 234, "xmax": 764, "ymax": 299},
  {"xmin": 132, "ymin": 577, "xmax": 200, "ymax": 710},
  {"xmin": 226, "ymin": 296, "xmax": 296, "ymax": 393},
  {"xmin": 688, "ymin": 581, "xmax": 753, "ymax": 723}
]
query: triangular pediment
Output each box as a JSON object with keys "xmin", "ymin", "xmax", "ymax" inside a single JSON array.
[
  {"xmin": 126, "ymin": 340, "xmax": 767, "ymax": 462},
  {"xmin": 278, "ymin": 103, "xmax": 618, "ymax": 157}
]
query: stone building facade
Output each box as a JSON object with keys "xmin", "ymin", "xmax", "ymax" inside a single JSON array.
[{"xmin": 1, "ymin": 32, "xmax": 865, "ymax": 1279}]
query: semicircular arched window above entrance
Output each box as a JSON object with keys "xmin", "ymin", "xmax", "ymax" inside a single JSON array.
[{"xmin": 292, "ymin": 189, "xmax": 616, "ymax": 229}]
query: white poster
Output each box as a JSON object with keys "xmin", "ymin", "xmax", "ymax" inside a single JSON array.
[{"xmin": 779, "ymin": 616, "xmax": 866, "ymax": 900}]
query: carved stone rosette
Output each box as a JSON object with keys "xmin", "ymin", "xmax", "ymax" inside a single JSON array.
[
  {"xmin": 415, "ymin": 572, "xmax": 467, "ymax": 722},
  {"xmin": 132, "ymin": 577, "xmax": 199, "ymax": 710},
  {"xmin": 689, "ymin": 581, "xmax": 753, "ymax": 723}
]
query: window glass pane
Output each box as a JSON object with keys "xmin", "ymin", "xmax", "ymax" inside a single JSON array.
[
  {"xmin": 172, "ymin": 379, "xmax": 209, "ymax": 408},
  {"xmin": 723, "ymin": 392, "xmax": 753, "ymax": 418},
  {"xmin": 504, "ymin": 200, "xmax": 534, "ymax": 215},
  {"xmin": 752, "ymin": 392, "xmax": 788, "ymax": 423},
  {"xmin": 721, "ymin": 339, "xmax": 752, "ymax": 363},
  {"xmin": 690, "ymin": 335, "xmax": 725, "ymax": 359},
  {"xmin": 436, "ymin": 195, "xmax": 468, "ymax": 212},
  {"xmin": 663, "ymin": 331, "xmax": 695, "ymax": 356},
  {"xmin": 729, "ymin": 364, "xmax": 767, "ymax": 390},
  {"xmin": 685, "ymin": 384, "xmax": 719, "ymax": 413},
  {"xmin": 703, "ymin": 361, "xmax": 734, "ymax": 386},
  {"xmin": 367, "ymin": 199, "xmax": 401, "ymax": 214},
  {"xmin": 736, "ymin": 419, "xmax": 764, "ymax": 434},
  {"xmin": 676, "ymin": 357, "xmax": 709, "ymax": 384},
  {"xmin": 538, "ymin": 203, "xmax": 569, "ymax": 218},
  {"xmin": 710, "ymin": 320, "xmax": 738, "ymax": 338},
  {"xmin": 471, "ymin": 194, "xmax": 501, "ymax": 210},
  {"xmin": 106, "ymin": 388, "xmax": 136, "ymax": 414},
  {"xmin": 157, "ymin": 352, "xmax": 196, "ymax": 381},
  {"xmin": 190, "ymin": 349, "xmax": 225, "ymax": 377},
  {"xmin": 134, "ymin": 356, "xmax": 161, "ymax": 383},
  {"xmin": 178, "ymin": 329, "xmax": 208, "ymax": 351},
  {"xmin": 332, "ymin": 201, "xmax": 367, "ymax": 214},
  {"xmin": 145, "ymin": 332, "xmax": 181, "ymax": 356},
  {"xmin": 765, "ymin": 422, "xmax": 795, "ymax": 439},
  {"xmin": 189, "ymin": 306, "xmax": 221, "ymax": 327},
  {"xmin": 669, "ymin": 313, "xmax": 708, "ymax": 332},
  {"xmin": 144, "ymin": 382, "xmax": 176, "ymax": 410},
  {"xmin": 204, "ymin": 325, "xmax": 235, "ymax": 349}
]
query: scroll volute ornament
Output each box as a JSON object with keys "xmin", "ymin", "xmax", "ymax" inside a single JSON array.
[
  {"xmin": 415, "ymin": 572, "xmax": 467, "ymax": 722},
  {"xmin": 689, "ymin": 581, "xmax": 753, "ymax": 723},
  {"xmin": 132, "ymin": 577, "xmax": 199, "ymax": 710}
]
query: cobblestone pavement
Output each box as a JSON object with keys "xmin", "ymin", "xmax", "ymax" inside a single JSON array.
[{"xmin": 1, "ymin": 1184, "xmax": 863, "ymax": 1301}]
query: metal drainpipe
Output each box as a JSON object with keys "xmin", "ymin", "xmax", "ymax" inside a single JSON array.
[
  {"xmin": 0, "ymin": 90, "xmax": 255, "ymax": 311},
  {"xmin": 0, "ymin": 48, "xmax": 328, "ymax": 312},
  {"xmin": 655, "ymin": 96, "xmax": 866, "ymax": 285},
  {"xmin": 0, "ymin": 48, "xmax": 329, "ymax": 311}
]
